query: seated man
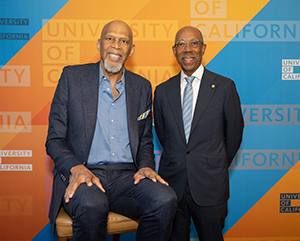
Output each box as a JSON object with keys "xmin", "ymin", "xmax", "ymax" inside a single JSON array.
[{"xmin": 46, "ymin": 20, "xmax": 177, "ymax": 241}]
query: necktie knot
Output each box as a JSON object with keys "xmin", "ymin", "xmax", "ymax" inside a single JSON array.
[{"xmin": 185, "ymin": 76, "xmax": 195, "ymax": 85}]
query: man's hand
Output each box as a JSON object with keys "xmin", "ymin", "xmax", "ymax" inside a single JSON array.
[
  {"xmin": 64, "ymin": 165, "xmax": 105, "ymax": 203},
  {"xmin": 133, "ymin": 167, "xmax": 169, "ymax": 186}
]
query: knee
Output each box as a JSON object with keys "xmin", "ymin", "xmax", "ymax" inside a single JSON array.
[
  {"xmin": 154, "ymin": 185, "xmax": 178, "ymax": 212},
  {"xmin": 72, "ymin": 184, "xmax": 109, "ymax": 217},
  {"xmin": 162, "ymin": 186, "xmax": 177, "ymax": 209},
  {"xmin": 146, "ymin": 185, "xmax": 177, "ymax": 225},
  {"xmin": 80, "ymin": 196, "xmax": 108, "ymax": 215}
]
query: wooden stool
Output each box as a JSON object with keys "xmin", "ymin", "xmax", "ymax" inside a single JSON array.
[{"xmin": 56, "ymin": 208, "xmax": 139, "ymax": 241}]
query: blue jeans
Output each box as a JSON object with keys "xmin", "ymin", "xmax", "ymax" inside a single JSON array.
[{"xmin": 63, "ymin": 163, "xmax": 177, "ymax": 241}]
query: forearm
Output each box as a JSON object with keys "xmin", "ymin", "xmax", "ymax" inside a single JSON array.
[
  {"xmin": 136, "ymin": 85, "xmax": 155, "ymax": 170},
  {"xmin": 46, "ymin": 138, "xmax": 82, "ymax": 180},
  {"xmin": 224, "ymin": 81, "xmax": 244, "ymax": 165}
]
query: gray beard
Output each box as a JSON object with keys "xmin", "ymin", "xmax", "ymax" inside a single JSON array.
[{"xmin": 104, "ymin": 57, "xmax": 123, "ymax": 73}]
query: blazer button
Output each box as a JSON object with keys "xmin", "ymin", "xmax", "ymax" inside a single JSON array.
[{"xmin": 186, "ymin": 151, "xmax": 191, "ymax": 155}]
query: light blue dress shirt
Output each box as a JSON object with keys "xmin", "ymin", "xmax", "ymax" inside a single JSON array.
[{"xmin": 87, "ymin": 64, "xmax": 133, "ymax": 165}]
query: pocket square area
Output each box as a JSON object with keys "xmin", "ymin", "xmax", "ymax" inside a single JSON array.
[{"xmin": 137, "ymin": 109, "xmax": 150, "ymax": 121}]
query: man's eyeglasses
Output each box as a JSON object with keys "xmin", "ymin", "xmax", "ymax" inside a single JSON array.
[{"xmin": 173, "ymin": 39, "xmax": 203, "ymax": 50}]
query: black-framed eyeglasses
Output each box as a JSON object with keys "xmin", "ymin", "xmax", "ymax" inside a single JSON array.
[{"xmin": 173, "ymin": 39, "xmax": 203, "ymax": 50}]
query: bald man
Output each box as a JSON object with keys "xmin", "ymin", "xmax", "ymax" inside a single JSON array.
[
  {"xmin": 154, "ymin": 26, "xmax": 244, "ymax": 241},
  {"xmin": 46, "ymin": 20, "xmax": 177, "ymax": 241}
]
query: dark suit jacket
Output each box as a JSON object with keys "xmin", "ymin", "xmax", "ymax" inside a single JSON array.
[
  {"xmin": 154, "ymin": 68, "xmax": 244, "ymax": 206},
  {"xmin": 46, "ymin": 62, "xmax": 154, "ymax": 234}
]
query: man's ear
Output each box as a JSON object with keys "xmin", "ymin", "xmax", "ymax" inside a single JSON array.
[
  {"xmin": 201, "ymin": 44, "xmax": 207, "ymax": 56},
  {"xmin": 129, "ymin": 44, "xmax": 135, "ymax": 57},
  {"xmin": 172, "ymin": 46, "xmax": 177, "ymax": 57},
  {"xmin": 97, "ymin": 39, "xmax": 101, "ymax": 52}
]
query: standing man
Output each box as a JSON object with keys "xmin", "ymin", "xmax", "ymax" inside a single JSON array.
[
  {"xmin": 46, "ymin": 20, "xmax": 177, "ymax": 241},
  {"xmin": 154, "ymin": 26, "xmax": 244, "ymax": 241}
]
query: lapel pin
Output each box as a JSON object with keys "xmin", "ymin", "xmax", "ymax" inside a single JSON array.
[{"xmin": 211, "ymin": 84, "xmax": 215, "ymax": 88}]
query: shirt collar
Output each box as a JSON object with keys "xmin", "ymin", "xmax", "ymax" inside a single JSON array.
[
  {"xmin": 99, "ymin": 62, "xmax": 126, "ymax": 87},
  {"xmin": 180, "ymin": 64, "xmax": 204, "ymax": 83}
]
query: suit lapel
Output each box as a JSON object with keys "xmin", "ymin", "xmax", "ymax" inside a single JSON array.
[
  {"xmin": 125, "ymin": 70, "xmax": 139, "ymax": 161},
  {"xmin": 190, "ymin": 68, "xmax": 216, "ymax": 134},
  {"xmin": 81, "ymin": 63, "xmax": 100, "ymax": 148},
  {"xmin": 166, "ymin": 74, "xmax": 186, "ymax": 143}
]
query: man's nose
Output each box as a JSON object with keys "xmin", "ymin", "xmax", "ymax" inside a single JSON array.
[
  {"xmin": 184, "ymin": 43, "xmax": 192, "ymax": 51},
  {"xmin": 183, "ymin": 44, "xmax": 193, "ymax": 52},
  {"xmin": 111, "ymin": 39, "xmax": 121, "ymax": 49}
]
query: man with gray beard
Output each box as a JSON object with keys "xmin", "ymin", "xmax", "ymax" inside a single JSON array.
[{"xmin": 46, "ymin": 20, "xmax": 177, "ymax": 241}]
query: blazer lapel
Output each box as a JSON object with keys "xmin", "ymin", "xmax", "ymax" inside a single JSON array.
[
  {"xmin": 125, "ymin": 70, "xmax": 139, "ymax": 161},
  {"xmin": 81, "ymin": 63, "xmax": 100, "ymax": 148},
  {"xmin": 190, "ymin": 68, "xmax": 216, "ymax": 134},
  {"xmin": 166, "ymin": 74, "xmax": 186, "ymax": 143}
]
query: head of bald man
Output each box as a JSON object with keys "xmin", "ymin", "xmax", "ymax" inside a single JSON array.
[
  {"xmin": 172, "ymin": 26, "xmax": 206, "ymax": 76},
  {"xmin": 97, "ymin": 20, "xmax": 135, "ymax": 74}
]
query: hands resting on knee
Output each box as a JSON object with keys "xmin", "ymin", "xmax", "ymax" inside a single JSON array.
[
  {"xmin": 64, "ymin": 165, "xmax": 169, "ymax": 203},
  {"xmin": 64, "ymin": 164, "xmax": 105, "ymax": 203},
  {"xmin": 133, "ymin": 167, "xmax": 169, "ymax": 186}
]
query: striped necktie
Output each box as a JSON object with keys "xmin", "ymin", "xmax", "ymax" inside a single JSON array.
[{"xmin": 182, "ymin": 76, "xmax": 195, "ymax": 143}]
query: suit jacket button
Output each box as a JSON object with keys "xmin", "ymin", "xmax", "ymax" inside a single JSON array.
[{"xmin": 186, "ymin": 151, "xmax": 191, "ymax": 155}]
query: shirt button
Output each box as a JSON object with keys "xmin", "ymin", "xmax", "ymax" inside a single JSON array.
[
  {"xmin": 112, "ymin": 103, "xmax": 114, "ymax": 106},
  {"xmin": 111, "ymin": 120, "xmax": 114, "ymax": 123},
  {"xmin": 111, "ymin": 137, "xmax": 113, "ymax": 140},
  {"xmin": 112, "ymin": 153, "xmax": 115, "ymax": 156},
  {"xmin": 107, "ymin": 88, "xmax": 110, "ymax": 91}
]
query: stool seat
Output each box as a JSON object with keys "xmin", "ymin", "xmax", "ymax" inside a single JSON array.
[{"xmin": 56, "ymin": 208, "xmax": 139, "ymax": 241}]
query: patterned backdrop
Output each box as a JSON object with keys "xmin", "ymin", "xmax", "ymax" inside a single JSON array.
[{"xmin": 1, "ymin": 0, "xmax": 299, "ymax": 240}]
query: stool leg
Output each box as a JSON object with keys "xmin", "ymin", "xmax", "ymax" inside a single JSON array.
[
  {"xmin": 58, "ymin": 237, "xmax": 68, "ymax": 241},
  {"xmin": 112, "ymin": 234, "xmax": 120, "ymax": 241}
]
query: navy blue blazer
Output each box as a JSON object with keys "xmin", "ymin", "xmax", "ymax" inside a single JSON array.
[
  {"xmin": 154, "ymin": 68, "xmax": 244, "ymax": 206},
  {"xmin": 46, "ymin": 62, "xmax": 154, "ymax": 234}
]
